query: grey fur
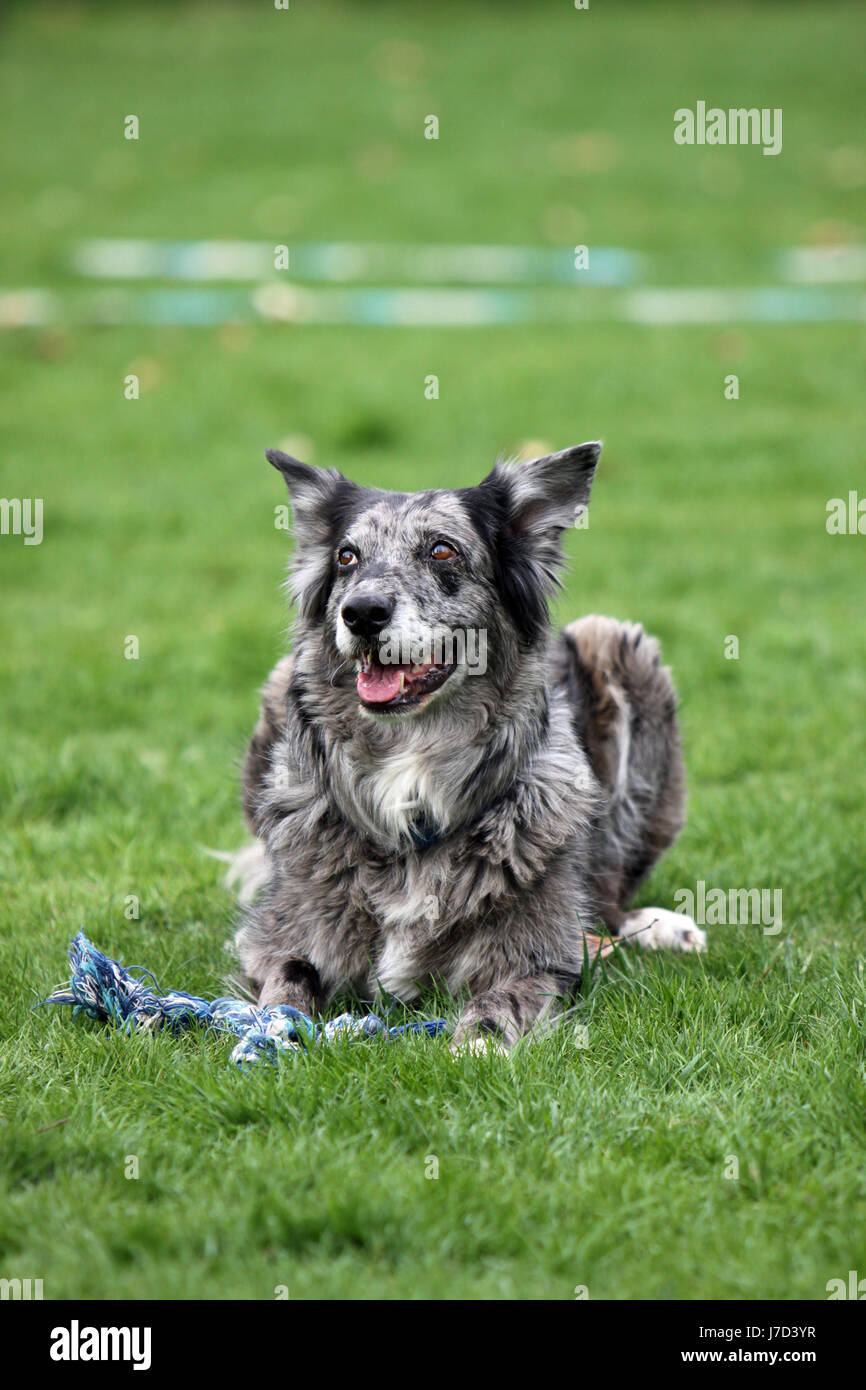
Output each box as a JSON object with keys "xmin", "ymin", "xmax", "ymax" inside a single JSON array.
[{"xmin": 234, "ymin": 443, "xmax": 693, "ymax": 1047}]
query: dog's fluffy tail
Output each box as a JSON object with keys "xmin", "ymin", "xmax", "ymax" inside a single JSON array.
[{"xmin": 204, "ymin": 841, "xmax": 270, "ymax": 904}]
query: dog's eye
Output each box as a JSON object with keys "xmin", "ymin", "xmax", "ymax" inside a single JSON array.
[
  {"xmin": 337, "ymin": 547, "xmax": 359, "ymax": 570},
  {"xmin": 430, "ymin": 541, "xmax": 457, "ymax": 561}
]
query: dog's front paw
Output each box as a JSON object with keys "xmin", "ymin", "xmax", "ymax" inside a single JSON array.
[{"xmin": 620, "ymin": 907, "xmax": 707, "ymax": 953}]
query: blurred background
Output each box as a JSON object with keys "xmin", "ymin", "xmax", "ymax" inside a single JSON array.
[
  {"xmin": 1, "ymin": 0, "xmax": 863, "ymax": 975},
  {"xmin": 1, "ymin": 0, "xmax": 863, "ymax": 969},
  {"xmin": 0, "ymin": 0, "xmax": 864, "ymax": 1303}
]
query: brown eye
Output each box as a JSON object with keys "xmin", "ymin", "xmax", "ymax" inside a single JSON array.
[
  {"xmin": 430, "ymin": 541, "xmax": 457, "ymax": 561},
  {"xmin": 337, "ymin": 547, "xmax": 359, "ymax": 570}
]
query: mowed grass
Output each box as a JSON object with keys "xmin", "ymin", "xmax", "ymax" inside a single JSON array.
[{"xmin": 0, "ymin": 1, "xmax": 865, "ymax": 1300}]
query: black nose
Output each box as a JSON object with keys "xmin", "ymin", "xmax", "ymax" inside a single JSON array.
[{"xmin": 341, "ymin": 592, "xmax": 394, "ymax": 638}]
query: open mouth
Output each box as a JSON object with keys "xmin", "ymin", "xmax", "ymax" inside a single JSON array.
[{"xmin": 356, "ymin": 651, "xmax": 456, "ymax": 712}]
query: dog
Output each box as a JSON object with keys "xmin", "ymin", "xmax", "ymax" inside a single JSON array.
[{"xmin": 233, "ymin": 441, "xmax": 705, "ymax": 1050}]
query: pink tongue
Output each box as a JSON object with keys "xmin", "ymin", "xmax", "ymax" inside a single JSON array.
[{"xmin": 357, "ymin": 662, "xmax": 407, "ymax": 704}]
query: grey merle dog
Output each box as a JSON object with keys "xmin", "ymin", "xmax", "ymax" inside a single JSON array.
[{"xmin": 233, "ymin": 441, "xmax": 705, "ymax": 1051}]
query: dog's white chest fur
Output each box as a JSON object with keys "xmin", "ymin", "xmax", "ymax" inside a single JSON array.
[
  {"xmin": 361, "ymin": 749, "xmax": 452, "ymax": 997},
  {"xmin": 366, "ymin": 746, "xmax": 439, "ymax": 844}
]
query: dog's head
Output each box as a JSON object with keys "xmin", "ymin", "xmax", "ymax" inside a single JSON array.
[{"xmin": 267, "ymin": 442, "xmax": 600, "ymax": 717}]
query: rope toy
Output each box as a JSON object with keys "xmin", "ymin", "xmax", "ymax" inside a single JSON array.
[{"xmin": 43, "ymin": 932, "xmax": 448, "ymax": 1066}]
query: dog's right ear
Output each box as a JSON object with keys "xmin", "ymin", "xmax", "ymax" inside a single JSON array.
[
  {"xmin": 264, "ymin": 447, "xmax": 358, "ymax": 539},
  {"xmin": 265, "ymin": 450, "xmax": 364, "ymax": 619},
  {"xmin": 267, "ymin": 450, "xmax": 342, "ymax": 534},
  {"xmin": 266, "ymin": 448, "xmax": 317, "ymax": 491}
]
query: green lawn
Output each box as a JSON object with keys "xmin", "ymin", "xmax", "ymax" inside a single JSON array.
[{"xmin": 0, "ymin": 0, "xmax": 864, "ymax": 1300}]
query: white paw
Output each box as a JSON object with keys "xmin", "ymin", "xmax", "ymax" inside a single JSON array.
[
  {"xmin": 620, "ymin": 907, "xmax": 707, "ymax": 953},
  {"xmin": 449, "ymin": 1035, "xmax": 508, "ymax": 1057}
]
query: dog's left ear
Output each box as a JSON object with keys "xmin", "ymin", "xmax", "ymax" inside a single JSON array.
[
  {"xmin": 467, "ymin": 442, "xmax": 601, "ymax": 645},
  {"xmin": 505, "ymin": 442, "xmax": 601, "ymax": 537}
]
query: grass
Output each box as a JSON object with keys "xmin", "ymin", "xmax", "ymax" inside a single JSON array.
[{"xmin": 0, "ymin": 0, "xmax": 864, "ymax": 1300}]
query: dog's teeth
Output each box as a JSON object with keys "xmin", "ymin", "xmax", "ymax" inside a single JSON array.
[
  {"xmin": 411, "ymin": 663, "xmax": 422, "ymax": 674},
  {"xmin": 399, "ymin": 672, "xmax": 406, "ymax": 691}
]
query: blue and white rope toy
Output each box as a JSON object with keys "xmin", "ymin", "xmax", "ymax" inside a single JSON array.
[{"xmin": 44, "ymin": 932, "xmax": 447, "ymax": 1067}]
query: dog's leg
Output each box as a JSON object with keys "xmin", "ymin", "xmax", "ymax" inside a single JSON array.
[
  {"xmin": 559, "ymin": 617, "xmax": 701, "ymax": 951},
  {"xmin": 616, "ymin": 906, "xmax": 706, "ymax": 953},
  {"xmin": 257, "ymin": 958, "xmax": 324, "ymax": 1015},
  {"xmin": 450, "ymin": 973, "xmax": 565, "ymax": 1054}
]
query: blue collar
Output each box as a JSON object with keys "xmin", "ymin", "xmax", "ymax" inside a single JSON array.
[{"xmin": 408, "ymin": 818, "xmax": 445, "ymax": 852}]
